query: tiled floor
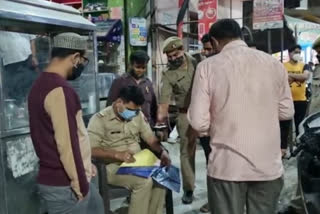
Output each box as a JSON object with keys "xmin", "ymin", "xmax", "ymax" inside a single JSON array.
[{"xmin": 110, "ymin": 141, "xmax": 298, "ymax": 214}]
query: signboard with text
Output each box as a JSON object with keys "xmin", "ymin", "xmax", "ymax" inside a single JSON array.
[
  {"xmin": 253, "ymin": 0, "xmax": 284, "ymax": 30},
  {"xmin": 129, "ymin": 18, "xmax": 147, "ymax": 46},
  {"xmin": 198, "ymin": 0, "xmax": 217, "ymax": 40}
]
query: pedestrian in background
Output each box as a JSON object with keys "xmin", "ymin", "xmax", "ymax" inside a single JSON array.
[
  {"xmin": 197, "ymin": 33, "xmax": 215, "ymax": 213},
  {"xmin": 280, "ymin": 45, "xmax": 310, "ymax": 156},
  {"xmin": 106, "ymin": 50, "xmax": 157, "ymax": 127}
]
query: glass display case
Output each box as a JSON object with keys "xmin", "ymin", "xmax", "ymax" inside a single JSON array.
[
  {"xmin": 0, "ymin": 32, "xmax": 98, "ymax": 134},
  {"xmin": 0, "ymin": 33, "xmax": 50, "ymax": 131},
  {"xmin": 0, "ymin": 1, "xmax": 97, "ymax": 214}
]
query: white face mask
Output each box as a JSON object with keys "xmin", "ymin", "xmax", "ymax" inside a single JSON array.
[{"xmin": 292, "ymin": 53, "xmax": 302, "ymax": 62}]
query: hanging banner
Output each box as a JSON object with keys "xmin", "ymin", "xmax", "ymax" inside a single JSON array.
[
  {"xmin": 198, "ymin": 0, "xmax": 217, "ymax": 40},
  {"xmin": 253, "ymin": 0, "xmax": 284, "ymax": 30}
]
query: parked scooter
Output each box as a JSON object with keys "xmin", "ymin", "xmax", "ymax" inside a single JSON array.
[{"xmin": 290, "ymin": 112, "xmax": 320, "ymax": 214}]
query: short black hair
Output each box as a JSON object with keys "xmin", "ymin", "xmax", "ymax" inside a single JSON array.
[
  {"xmin": 130, "ymin": 50, "xmax": 150, "ymax": 65},
  {"xmin": 288, "ymin": 44, "xmax": 302, "ymax": 53},
  {"xmin": 201, "ymin": 34, "xmax": 210, "ymax": 44},
  {"xmin": 51, "ymin": 48, "xmax": 85, "ymax": 59},
  {"xmin": 119, "ymin": 86, "xmax": 145, "ymax": 106},
  {"xmin": 209, "ymin": 19, "xmax": 242, "ymax": 40}
]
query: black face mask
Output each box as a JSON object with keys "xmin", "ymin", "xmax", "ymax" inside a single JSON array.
[
  {"xmin": 68, "ymin": 63, "xmax": 85, "ymax": 81},
  {"xmin": 168, "ymin": 56, "xmax": 184, "ymax": 69}
]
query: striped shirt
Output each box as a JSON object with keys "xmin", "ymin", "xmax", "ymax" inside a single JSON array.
[{"xmin": 188, "ymin": 40, "xmax": 294, "ymax": 181}]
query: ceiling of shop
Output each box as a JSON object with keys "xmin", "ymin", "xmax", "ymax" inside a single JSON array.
[{"xmin": 285, "ymin": 0, "xmax": 320, "ymax": 24}]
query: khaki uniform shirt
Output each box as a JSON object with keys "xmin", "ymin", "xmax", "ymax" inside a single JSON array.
[
  {"xmin": 159, "ymin": 53, "xmax": 197, "ymax": 109},
  {"xmin": 87, "ymin": 106, "xmax": 154, "ymax": 164},
  {"xmin": 309, "ymin": 65, "xmax": 320, "ymax": 114}
]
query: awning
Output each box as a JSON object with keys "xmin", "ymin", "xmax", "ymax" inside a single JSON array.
[
  {"xmin": 285, "ymin": 15, "xmax": 320, "ymax": 46},
  {"xmin": 95, "ymin": 19, "xmax": 122, "ymax": 43},
  {"xmin": 249, "ymin": 17, "xmax": 296, "ymax": 54},
  {"xmin": 0, "ymin": 0, "xmax": 96, "ymax": 34}
]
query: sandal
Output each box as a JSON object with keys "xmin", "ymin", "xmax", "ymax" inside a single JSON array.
[{"xmin": 200, "ymin": 202, "xmax": 210, "ymax": 213}]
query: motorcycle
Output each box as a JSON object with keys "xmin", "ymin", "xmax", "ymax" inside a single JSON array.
[{"xmin": 290, "ymin": 112, "xmax": 320, "ymax": 214}]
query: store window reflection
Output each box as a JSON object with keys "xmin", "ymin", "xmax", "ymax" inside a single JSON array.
[
  {"xmin": 0, "ymin": 31, "xmax": 96, "ymax": 131},
  {"xmin": 0, "ymin": 31, "xmax": 50, "ymax": 130}
]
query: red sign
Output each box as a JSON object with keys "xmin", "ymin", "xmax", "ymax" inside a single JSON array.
[{"xmin": 198, "ymin": 0, "xmax": 217, "ymax": 40}]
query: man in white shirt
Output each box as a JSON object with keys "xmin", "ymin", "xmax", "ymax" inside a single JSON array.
[{"xmin": 0, "ymin": 31, "xmax": 38, "ymax": 104}]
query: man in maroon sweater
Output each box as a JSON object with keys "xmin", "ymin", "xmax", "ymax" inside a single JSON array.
[
  {"xmin": 106, "ymin": 50, "xmax": 157, "ymax": 126},
  {"xmin": 28, "ymin": 32, "xmax": 104, "ymax": 214}
]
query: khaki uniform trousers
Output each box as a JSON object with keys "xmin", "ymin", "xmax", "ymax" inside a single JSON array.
[
  {"xmin": 106, "ymin": 164, "xmax": 165, "ymax": 214},
  {"xmin": 176, "ymin": 113, "xmax": 196, "ymax": 191}
]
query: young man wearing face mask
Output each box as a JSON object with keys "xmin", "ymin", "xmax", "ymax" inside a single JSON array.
[
  {"xmin": 28, "ymin": 33, "xmax": 104, "ymax": 214},
  {"xmin": 280, "ymin": 45, "xmax": 310, "ymax": 156},
  {"xmin": 157, "ymin": 36, "xmax": 197, "ymax": 204},
  {"xmin": 188, "ymin": 19, "xmax": 294, "ymax": 214},
  {"xmin": 106, "ymin": 50, "xmax": 157, "ymax": 126},
  {"xmin": 87, "ymin": 86, "xmax": 171, "ymax": 214}
]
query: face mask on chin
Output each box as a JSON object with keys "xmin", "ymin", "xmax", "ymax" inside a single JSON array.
[
  {"xmin": 168, "ymin": 56, "xmax": 184, "ymax": 69},
  {"xmin": 68, "ymin": 63, "xmax": 85, "ymax": 81}
]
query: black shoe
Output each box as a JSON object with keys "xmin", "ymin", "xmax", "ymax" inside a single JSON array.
[
  {"xmin": 278, "ymin": 206, "xmax": 299, "ymax": 214},
  {"xmin": 182, "ymin": 191, "xmax": 193, "ymax": 204}
]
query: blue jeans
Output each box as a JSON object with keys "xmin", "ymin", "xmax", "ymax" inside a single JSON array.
[{"xmin": 38, "ymin": 182, "xmax": 104, "ymax": 214}]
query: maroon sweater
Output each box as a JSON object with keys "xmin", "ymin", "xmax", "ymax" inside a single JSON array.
[{"xmin": 28, "ymin": 72, "xmax": 90, "ymax": 198}]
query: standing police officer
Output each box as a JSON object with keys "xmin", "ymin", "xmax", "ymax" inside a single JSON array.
[{"xmin": 157, "ymin": 36, "xmax": 197, "ymax": 204}]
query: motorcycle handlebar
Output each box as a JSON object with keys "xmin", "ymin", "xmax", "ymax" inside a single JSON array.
[{"xmin": 290, "ymin": 144, "xmax": 305, "ymax": 157}]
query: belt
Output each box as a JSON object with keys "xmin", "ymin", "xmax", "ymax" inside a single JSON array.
[{"xmin": 179, "ymin": 108, "xmax": 188, "ymax": 113}]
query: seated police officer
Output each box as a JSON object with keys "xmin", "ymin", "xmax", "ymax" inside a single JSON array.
[{"xmin": 87, "ymin": 86, "xmax": 171, "ymax": 214}]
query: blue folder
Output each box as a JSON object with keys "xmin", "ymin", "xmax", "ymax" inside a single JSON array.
[{"xmin": 116, "ymin": 166, "xmax": 157, "ymax": 178}]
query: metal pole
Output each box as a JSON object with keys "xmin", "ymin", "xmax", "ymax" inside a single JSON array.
[
  {"xmin": 268, "ymin": 29, "xmax": 272, "ymax": 54},
  {"xmin": 230, "ymin": 0, "xmax": 232, "ymax": 18},
  {"xmin": 124, "ymin": 0, "xmax": 129, "ymax": 72},
  {"xmin": 281, "ymin": 28, "xmax": 284, "ymax": 62},
  {"xmin": 294, "ymin": 24, "xmax": 298, "ymax": 43}
]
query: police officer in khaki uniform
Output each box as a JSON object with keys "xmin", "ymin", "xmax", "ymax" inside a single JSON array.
[
  {"xmin": 278, "ymin": 37, "xmax": 320, "ymax": 214},
  {"xmin": 309, "ymin": 38, "xmax": 320, "ymax": 115},
  {"xmin": 157, "ymin": 36, "xmax": 197, "ymax": 204},
  {"xmin": 88, "ymin": 86, "xmax": 171, "ymax": 214}
]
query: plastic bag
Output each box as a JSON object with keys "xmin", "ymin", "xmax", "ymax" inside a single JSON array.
[{"xmin": 151, "ymin": 165, "xmax": 181, "ymax": 193}]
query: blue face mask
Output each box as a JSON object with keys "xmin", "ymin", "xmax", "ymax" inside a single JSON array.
[{"xmin": 119, "ymin": 108, "xmax": 138, "ymax": 121}]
